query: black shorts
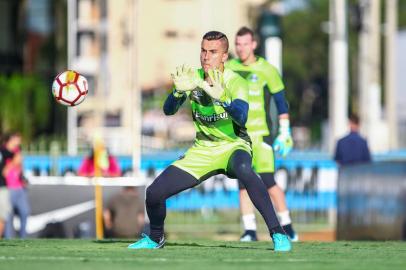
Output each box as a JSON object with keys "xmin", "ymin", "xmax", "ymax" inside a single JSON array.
[{"xmin": 238, "ymin": 172, "xmax": 276, "ymax": 190}]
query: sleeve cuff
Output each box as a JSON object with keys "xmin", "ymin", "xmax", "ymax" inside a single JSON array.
[{"xmin": 173, "ymin": 89, "xmax": 185, "ymax": 98}]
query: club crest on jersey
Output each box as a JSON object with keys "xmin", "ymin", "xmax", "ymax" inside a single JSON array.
[
  {"xmin": 191, "ymin": 89, "xmax": 204, "ymax": 99},
  {"xmin": 249, "ymin": 74, "xmax": 259, "ymax": 82}
]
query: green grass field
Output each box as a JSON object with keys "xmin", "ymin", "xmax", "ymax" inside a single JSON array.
[{"xmin": 0, "ymin": 239, "xmax": 405, "ymax": 270}]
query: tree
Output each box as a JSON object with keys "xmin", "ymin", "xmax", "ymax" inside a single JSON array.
[
  {"xmin": 281, "ymin": 0, "xmax": 330, "ymax": 142},
  {"xmin": 0, "ymin": 74, "xmax": 50, "ymax": 142}
]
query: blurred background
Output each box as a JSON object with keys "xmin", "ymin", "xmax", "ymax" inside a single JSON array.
[{"xmin": 0, "ymin": 0, "xmax": 405, "ymax": 241}]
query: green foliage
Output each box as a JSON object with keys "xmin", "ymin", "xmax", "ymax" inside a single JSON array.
[
  {"xmin": 0, "ymin": 74, "xmax": 51, "ymax": 142},
  {"xmin": 399, "ymin": 0, "xmax": 406, "ymax": 29},
  {"xmin": 282, "ymin": 0, "xmax": 329, "ymax": 128}
]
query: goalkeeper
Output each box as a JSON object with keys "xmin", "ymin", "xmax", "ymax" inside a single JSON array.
[
  {"xmin": 225, "ymin": 27, "xmax": 297, "ymax": 242},
  {"xmin": 128, "ymin": 31, "xmax": 291, "ymax": 251}
]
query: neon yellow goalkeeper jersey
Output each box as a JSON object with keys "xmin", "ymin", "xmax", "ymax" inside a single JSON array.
[
  {"xmin": 225, "ymin": 57, "xmax": 284, "ymax": 137},
  {"xmin": 188, "ymin": 68, "xmax": 250, "ymax": 147}
]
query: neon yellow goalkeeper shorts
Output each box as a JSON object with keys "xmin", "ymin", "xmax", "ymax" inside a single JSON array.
[
  {"xmin": 251, "ymin": 136, "xmax": 275, "ymax": 174},
  {"xmin": 172, "ymin": 141, "xmax": 251, "ymax": 181}
]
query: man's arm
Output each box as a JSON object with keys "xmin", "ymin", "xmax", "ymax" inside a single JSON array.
[
  {"xmin": 260, "ymin": 60, "xmax": 294, "ymax": 156},
  {"xmin": 273, "ymin": 90, "xmax": 289, "ymax": 115},
  {"xmin": 272, "ymin": 90, "xmax": 293, "ymax": 157},
  {"xmin": 363, "ymin": 140, "xmax": 372, "ymax": 162},
  {"xmin": 222, "ymin": 99, "xmax": 248, "ymax": 127},
  {"xmin": 334, "ymin": 141, "xmax": 342, "ymax": 165},
  {"xmin": 103, "ymin": 209, "xmax": 113, "ymax": 230},
  {"xmin": 163, "ymin": 91, "xmax": 187, "ymax": 115},
  {"xmin": 273, "ymin": 90, "xmax": 290, "ymax": 130}
]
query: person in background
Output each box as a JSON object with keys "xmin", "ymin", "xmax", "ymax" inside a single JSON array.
[
  {"xmin": 0, "ymin": 132, "xmax": 21, "ymax": 238},
  {"xmin": 334, "ymin": 114, "xmax": 371, "ymax": 166},
  {"xmin": 226, "ymin": 27, "xmax": 297, "ymax": 242},
  {"xmin": 78, "ymin": 148, "xmax": 121, "ymax": 177},
  {"xmin": 5, "ymin": 150, "xmax": 31, "ymax": 238},
  {"xmin": 103, "ymin": 186, "xmax": 145, "ymax": 238}
]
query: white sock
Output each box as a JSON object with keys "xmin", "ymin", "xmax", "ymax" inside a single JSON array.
[
  {"xmin": 242, "ymin": 214, "xmax": 257, "ymax": 231},
  {"xmin": 277, "ymin": 211, "xmax": 292, "ymax": 226}
]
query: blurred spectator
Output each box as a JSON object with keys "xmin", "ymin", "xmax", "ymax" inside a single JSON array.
[
  {"xmin": 334, "ymin": 114, "xmax": 371, "ymax": 166},
  {"xmin": 78, "ymin": 149, "xmax": 121, "ymax": 177},
  {"xmin": 103, "ymin": 187, "xmax": 145, "ymax": 238},
  {"xmin": 5, "ymin": 151, "xmax": 31, "ymax": 239},
  {"xmin": 0, "ymin": 132, "xmax": 21, "ymax": 238}
]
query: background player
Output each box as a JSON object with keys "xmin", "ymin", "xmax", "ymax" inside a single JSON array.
[
  {"xmin": 128, "ymin": 31, "xmax": 291, "ymax": 251},
  {"xmin": 226, "ymin": 27, "xmax": 297, "ymax": 241}
]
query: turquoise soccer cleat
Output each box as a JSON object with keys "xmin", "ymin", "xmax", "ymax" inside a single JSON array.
[
  {"xmin": 127, "ymin": 233, "xmax": 165, "ymax": 249},
  {"xmin": 272, "ymin": 233, "xmax": 292, "ymax": 252}
]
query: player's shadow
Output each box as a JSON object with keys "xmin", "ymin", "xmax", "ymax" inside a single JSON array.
[
  {"xmin": 93, "ymin": 239, "xmax": 135, "ymax": 244},
  {"xmin": 166, "ymin": 242, "xmax": 271, "ymax": 250},
  {"xmin": 92, "ymin": 240, "xmax": 274, "ymax": 251}
]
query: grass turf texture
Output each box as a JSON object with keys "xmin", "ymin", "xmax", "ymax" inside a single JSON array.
[{"xmin": 0, "ymin": 239, "xmax": 405, "ymax": 270}]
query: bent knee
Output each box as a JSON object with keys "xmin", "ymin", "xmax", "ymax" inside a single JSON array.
[{"xmin": 233, "ymin": 162, "xmax": 253, "ymax": 176}]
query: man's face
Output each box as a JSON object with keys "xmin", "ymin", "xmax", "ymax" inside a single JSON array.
[
  {"xmin": 200, "ymin": 39, "xmax": 228, "ymax": 73},
  {"xmin": 235, "ymin": 34, "xmax": 257, "ymax": 62}
]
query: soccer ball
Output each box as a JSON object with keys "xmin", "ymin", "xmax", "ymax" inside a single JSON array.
[{"xmin": 52, "ymin": 70, "xmax": 88, "ymax": 106}]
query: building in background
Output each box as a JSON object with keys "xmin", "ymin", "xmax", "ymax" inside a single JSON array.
[{"xmin": 68, "ymin": 0, "xmax": 267, "ymax": 155}]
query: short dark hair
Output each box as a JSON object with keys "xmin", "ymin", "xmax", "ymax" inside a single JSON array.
[
  {"xmin": 202, "ymin": 31, "xmax": 229, "ymax": 52},
  {"xmin": 349, "ymin": 114, "xmax": 360, "ymax": 125},
  {"xmin": 236, "ymin": 26, "xmax": 255, "ymax": 39}
]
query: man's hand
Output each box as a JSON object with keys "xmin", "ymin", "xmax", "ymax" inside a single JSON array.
[
  {"xmin": 171, "ymin": 64, "xmax": 200, "ymax": 93},
  {"xmin": 273, "ymin": 118, "xmax": 293, "ymax": 157},
  {"xmin": 200, "ymin": 69, "xmax": 230, "ymax": 103}
]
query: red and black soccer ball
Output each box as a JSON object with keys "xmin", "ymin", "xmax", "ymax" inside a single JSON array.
[{"xmin": 52, "ymin": 70, "xmax": 88, "ymax": 106}]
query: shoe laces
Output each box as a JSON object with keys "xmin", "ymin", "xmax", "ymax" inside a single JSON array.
[{"xmin": 272, "ymin": 233, "xmax": 285, "ymax": 244}]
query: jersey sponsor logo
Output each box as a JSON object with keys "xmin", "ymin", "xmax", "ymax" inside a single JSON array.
[{"xmin": 193, "ymin": 111, "xmax": 228, "ymax": 123}]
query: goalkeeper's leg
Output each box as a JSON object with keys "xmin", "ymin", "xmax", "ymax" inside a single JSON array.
[
  {"xmin": 146, "ymin": 165, "xmax": 199, "ymax": 243},
  {"xmin": 228, "ymin": 150, "xmax": 291, "ymax": 251}
]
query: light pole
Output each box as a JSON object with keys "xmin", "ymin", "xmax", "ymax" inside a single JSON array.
[
  {"xmin": 67, "ymin": 0, "xmax": 78, "ymax": 155},
  {"xmin": 385, "ymin": 0, "xmax": 398, "ymax": 149},
  {"xmin": 328, "ymin": 0, "xmax": 349, "ymax": 151}
]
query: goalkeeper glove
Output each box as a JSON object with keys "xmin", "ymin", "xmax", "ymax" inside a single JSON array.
[
  {"xmin": 200, "ymin": 69, "xmax": 230, "ymax": 104},
  {"xmin": 273, "ymin": 118, "xmax": 293, "ymax": 157},
  {"xmin": 171, "ymin": 64, "xmax": 201, "ymax": 94}
]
